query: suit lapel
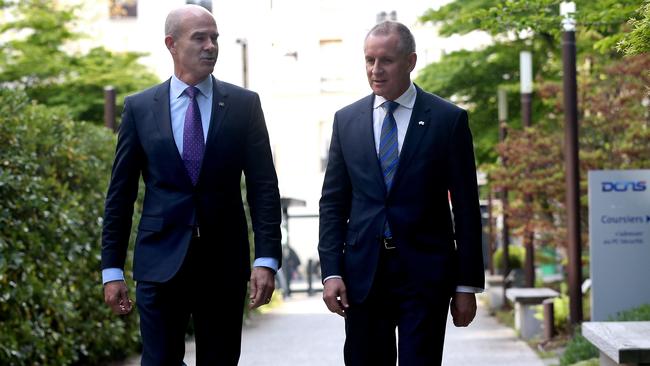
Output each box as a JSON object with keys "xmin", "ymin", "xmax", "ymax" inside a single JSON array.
[
  {"xmin": 389, "ymin": 87, "xmax": 431, "ymax": 195},
  {"xmin": 204, "ymin": 76, "xmax": 229, "ymax": 147},
  {"xmin": 152, "ymin": 79, "xmax": 191, "ymax": 177}
]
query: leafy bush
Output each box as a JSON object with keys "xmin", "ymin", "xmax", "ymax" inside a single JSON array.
[
  {"xmin": 0, "ymin": 90, "xmax": 140, "ymax": 365},
  {"xmin": 493, "ymin": 245, "xmax": 525, "ymax": 271},
  {"xmin": 570, "ymin": 358, "xmax": 599, "ymax": 366},
  {"xmin": 559, "ymin": 326, "xmax": 598, "ymax": 366},
  {"xmin": 613, "ymin": 304, "xmax": 650, "ymax": 321}
]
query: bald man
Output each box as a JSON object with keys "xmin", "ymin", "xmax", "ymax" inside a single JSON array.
[{"xmin": 101, "ymin": 5, "xmax": 281, "ymax": 365}]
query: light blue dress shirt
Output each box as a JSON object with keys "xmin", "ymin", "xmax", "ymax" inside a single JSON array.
[{"xmin": 102, "ymin": 75, "xmax": 277, "ymax": 284}]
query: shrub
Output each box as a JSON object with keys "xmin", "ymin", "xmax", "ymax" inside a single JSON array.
[
  {"xmin": 559, "ymin": 326, "xmax": 598, "ymax": 366},
  {"xmin": 612, "ymin": 304, "xmax": 650, "ymax": 321},
  {"xmin": 0, "ymin": 90, "xmax": 140, "ymax": 365},
  {"xmin": 493, "ymin": 245, "xmax": 525, "ymax": 271}
]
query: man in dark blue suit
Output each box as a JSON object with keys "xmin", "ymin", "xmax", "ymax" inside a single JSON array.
[
  {"xmin": 319, "ymin": 21, "xmax": 484, "ymax": 365},
  {"xmin": 101, "ymin": 5, "xmax": 281, "ymax": 365}
]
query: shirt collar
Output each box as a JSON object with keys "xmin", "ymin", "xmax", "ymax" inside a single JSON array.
[
  {"xmin": 373, "ymin": 82, "xmax": 416, "ymax": 110},
  {"xmin": 170, "ymin": 74, "xmax": 213, "ymax": 100}
]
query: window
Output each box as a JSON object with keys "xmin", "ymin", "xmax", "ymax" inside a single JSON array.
[
  {"xmin": 186, "ymin": 0, "xmax": 213, "ymax": 12},
  {"xmin": 319, "ymin": 39, "xmax": 345, "ymax": 93},
  {"xmin": 109, "ymin": 0, "xmax": 137, "ymax": 18}
]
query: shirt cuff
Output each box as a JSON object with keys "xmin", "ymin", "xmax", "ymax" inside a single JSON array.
[
  {"xmin": 102, "ymin": 268, "xmax": 125, "ymax": 284},
  {"xmin": 323, "ymin": 275, "xmax": 342, "ymax": 283},
  {"xmin": 456, "ymin": 285, "xmax": 484, "ymax": 293},
  {"xmin": 253, "ymin": 257, "xmax": 279, "ymax": 273}
]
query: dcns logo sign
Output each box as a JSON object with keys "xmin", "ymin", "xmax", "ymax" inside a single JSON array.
[{"xmin": 601, "ymin": 181, "xmax": 647, "ymax": 192}]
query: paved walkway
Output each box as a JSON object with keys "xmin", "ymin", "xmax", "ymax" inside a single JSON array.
[{"xmin": 119, "ymin": 293, "xmax": 548, "ymax": 365}]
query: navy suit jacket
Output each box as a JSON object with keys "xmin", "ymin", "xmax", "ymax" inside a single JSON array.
[
  {"xmin": 319, "ymin": 85, "xmax": 484, "ymax": 304},
  {"xmin": 101, "ymin": 77, "xmax": 281, "ymax": 283}
]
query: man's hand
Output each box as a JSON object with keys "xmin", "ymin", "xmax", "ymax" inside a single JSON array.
[
  {"xmin": 104, "ymin": 280, "xmax": 133, "ymax": 315},
  {"xmin": 322, "ymin": 278, "xmax": 349, "ymax": 318},
  {"xmin": 249, "ymin": 267, "xmax": 275, "ymax": 309},
  {"xmin": 450, "ymin": 292, "xmax": 477, "ymax": 327}
]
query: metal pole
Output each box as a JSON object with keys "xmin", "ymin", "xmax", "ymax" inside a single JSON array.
[
  {"xmin": 236, "ymin": 39, "xmax": 249, "ymax": 89},
  {"xmin": 488, "ymin": 189, "xmax": 495, "ymax": 275},
  {"xmin": 498, "ymin": 89, "xmax": 510, "ymax": 289},
  {"xmin": 104, "ymin": 86, "xmax": 116, "ymax": 132},
  {"xmin": 561, "ymin": 1, "xmax": 583, "ymax": 325},
  {"xmin": 521, "ymin": 108, "xmax": 536, "ymax": 289},
  {"xmin": 520, "ymin": 50, "xmax": 535, "ymax": 288},
  {"xmin": 307, "ymin": 259, "xmax": 314, "ymax": 296}
]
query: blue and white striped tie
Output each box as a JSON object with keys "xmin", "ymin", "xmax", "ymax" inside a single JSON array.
[{"xmin": 378, "ymin": 100, "xmax": 400, "ymax": 237}]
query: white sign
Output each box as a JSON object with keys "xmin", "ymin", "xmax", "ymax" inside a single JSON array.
[{"xmin": 588, "ymin": 170, "xmax": 650, "ymax": 321}]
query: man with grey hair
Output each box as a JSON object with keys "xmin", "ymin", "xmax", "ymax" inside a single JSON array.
[
  {"xmin": 319, "ymin": 21, "xmax": 484, "ymax": 365},
  {"xmin": 101, "ymin": 4, "xmax": 281, "ymax": 365}
]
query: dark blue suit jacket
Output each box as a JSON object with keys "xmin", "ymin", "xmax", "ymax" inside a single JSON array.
[
  {"xmin": 319, "ymin": 85, "xmax": 484, "ymax": 303},
  {"xmin": 101, "ymin": 77, "xmax": 281, "ymax": 283}
]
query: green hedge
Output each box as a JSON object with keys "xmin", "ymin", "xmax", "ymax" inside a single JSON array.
[
  {"xmin": 0, "ymin": 90, "xmax": 140, "ymax": 365},
  {"xmin": 493, "ymin": 245, "xmax": 525, "ymax": 271}
]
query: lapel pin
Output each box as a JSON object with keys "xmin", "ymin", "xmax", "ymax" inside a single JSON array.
[
  {"xmin": 418, "ymin": 121, "xmax": 425, "ymax": 126},
  {"xmin": 218, "ymin": 102, "xmax": 225, "ymax": 107}
]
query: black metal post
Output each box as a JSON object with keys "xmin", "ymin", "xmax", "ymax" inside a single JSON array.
[
  {"xmin": 307, "ymin": 259, "xmax": 314, "ymax": 296},
  {"xmin": 236, "ymin": 39, "xmax": 249, "ymax": 89},
  {"xmin": 498, "ymin": 88, "xmax": 510, "ymax": 303},
  {"xmin": 488, "ymin": 189, "xmax": 495, "ymax": 275},
  {"xmin": 521, "ymin": 92, "xmax": 535, "ymax": 288},
  {"xmin": 562, "ymin": 17, "xmax": 583, "ymax": 325},
  {"xmin": 104, "ymin": 86, "xmax": 116, "ymax": 132},
  {"xmin": 500, "ymin": 122, "xmax": 510, "ymax": 305}
]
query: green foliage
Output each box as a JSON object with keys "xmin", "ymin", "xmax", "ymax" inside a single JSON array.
[
  {"xmin": 560, "ymin": 326, "xmax": 598, "ymax": 366},
  {"xmin": 422, "ymin": 0, "xmax": 641, "ymax": 48},
  {"xmin": 570, "ymin": 359, "xmax": 599, "ymax": 366},
  {"xmin": 611, "ymin": 303, "xmax": 650, "ymax": 321},
  {"xmin": 0, "ymin": 89, "xmax": 140, "ymax": 365},
  {"xmin": 493, "ymin": 245, "xmax": 525, "ymax": 270},
  {"xmin": 417, "ymin": 0, "xmax": 647, "ymax": 168},
  {"xmin": 0, "ymin": 0, "xmax": 159, "ymax": 124},
  {"xmin": 490, "ymin": 54, "xmax": 650, "ymax": 248},
  {"xmin": 617, "ymin": 1, "xmax": 650, "ymax": 55}
]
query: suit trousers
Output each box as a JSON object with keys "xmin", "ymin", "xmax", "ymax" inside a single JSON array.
[
  {"xmin": 344, "ymin": 245, "xmax": 451, "ymax": 366},
  {"xmin": 136, "ymin": 237, "xmax": 247, "ymax": 366}
]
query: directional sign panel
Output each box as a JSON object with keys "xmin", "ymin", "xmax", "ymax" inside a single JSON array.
[{"xmin": 588, "ymin": 170, "xmax": 650, "ymax": 321}]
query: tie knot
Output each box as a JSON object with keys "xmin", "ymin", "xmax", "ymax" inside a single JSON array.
[
  {"xmin": 185, "ymin": 86, "xmax": 200, "ymax": 99},
  {"xmin": 384, "ymin": 100, "xmax": 399, "ymax": 114}
]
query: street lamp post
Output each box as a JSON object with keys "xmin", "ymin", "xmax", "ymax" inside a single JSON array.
[
  {"xmin": 235, "ymin": 38, "xmax": 249, "ymax": 89},
  {"xmin": 561, "ymin": 1, "xmax": 583, "ymax": 325},
  {"xmin": 498, "ymin": 87, "xmax": 510, "ymax": 297},
  {"xmin": 520, "ymin": 51, "xmax": 535, "ymax": 288}
]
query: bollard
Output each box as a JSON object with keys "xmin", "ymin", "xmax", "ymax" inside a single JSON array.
[
  {"xmin": 543, "ymin": 298, "xmax": 555, "ymax": 340},
  {"xmin": 104, "ymin": 86, "xmax": 116, "ymax": 132},
  {"xmin": 307, "ymin": 259, "xmax": 314, "ymax": 296}
]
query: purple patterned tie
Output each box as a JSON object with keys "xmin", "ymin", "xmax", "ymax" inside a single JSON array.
[{"xmin": 182, "ymin": 86, "xmax": 205, "ymax": 185}]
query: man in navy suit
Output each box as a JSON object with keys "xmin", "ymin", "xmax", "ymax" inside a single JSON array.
[
  {"xmin": 101, "ymin": 5, "xmax": 281, "ymax": 365},
  {"xmin": 319, "ymin": 21, "xmax": 484, "ymax": 365}
]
